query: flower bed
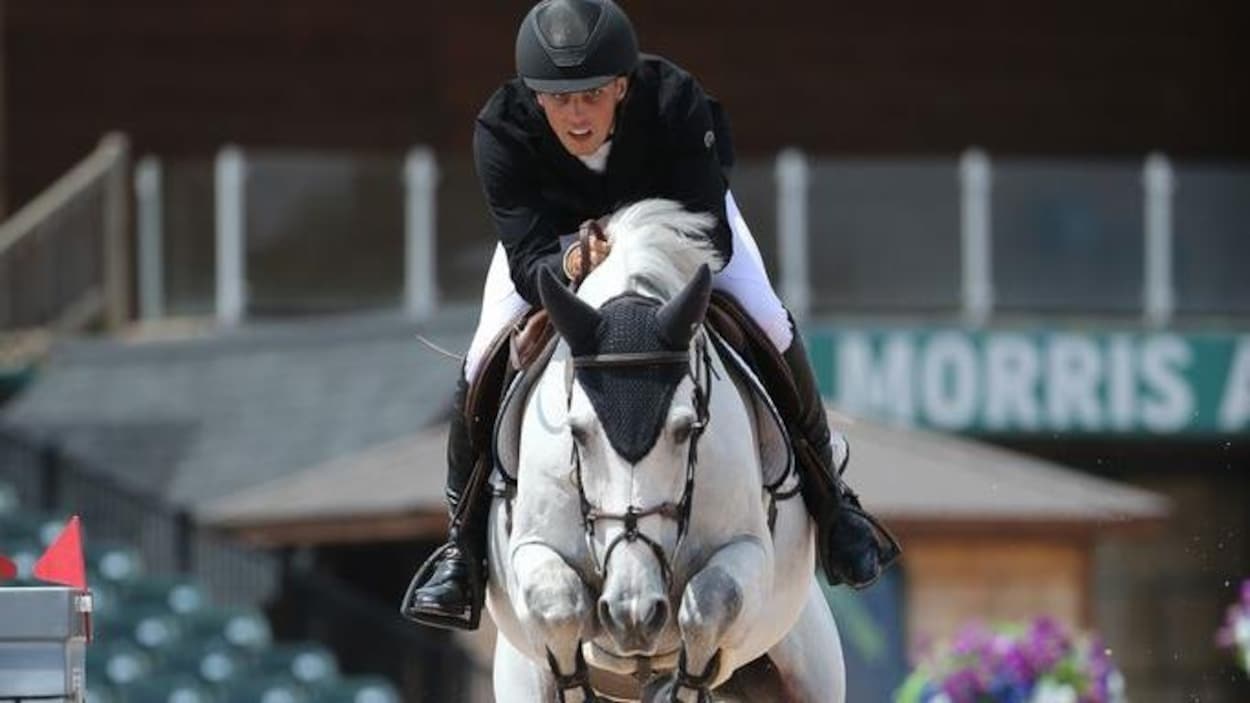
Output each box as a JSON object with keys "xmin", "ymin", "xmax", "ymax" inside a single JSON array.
[
  {"xmin": 895, "ymin": 617, "xmax": 1126, "ymax": 703},
  {"xmin": 1217, "ymin": 579, "xmax": 1250, "ymax": 675}
]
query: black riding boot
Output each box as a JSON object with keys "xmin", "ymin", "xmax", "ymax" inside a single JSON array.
[
  {"xmin": 401, "ymin": 378, "xmax": 489, "ymax": 630},
  {"xmin": 782, "ymin": 325, "xmax": 901, "ymax": 589}
]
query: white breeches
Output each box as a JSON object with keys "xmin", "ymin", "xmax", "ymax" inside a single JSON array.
[{"xmin": 463, "ymin": 191, "xmax": 793, "ymax": 381}]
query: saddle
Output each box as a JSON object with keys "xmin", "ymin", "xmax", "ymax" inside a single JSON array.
[
  {"xmin": 470, "ymin": 292, "xmax": 798, "ymax": 494},
  {"xmin": 459, "ymin": 308, "xmax": 556, "ymax": 458}
]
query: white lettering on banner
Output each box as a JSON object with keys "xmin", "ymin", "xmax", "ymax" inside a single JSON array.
[
  {"xmin": 1140, "ymin": 336, "xmax": 1195, "ymax": 432},
  {"xmin": 1218, "ymin": 337, "xmax": 1250, "ymax": 432},
  {"xmin": 829, "ymin": 330, "xmax": 1227, "ymax": 434},
  {"xmin": 921, "ymin": 333, "xmax": 979, "ymax": 429},
  {"xmin": 838, "ymin": 333, "xmax": 915, "ymax": 424},
  {"xmin": 984, "ymin": 334, "xmax": 1040, "ymax": 431},
  {"xmin": 1107, "ymin": 335, "xmax": 1137, "ymax": 432},
  {"xmin": 1046, "ymin": 335, "xmax": 1103, "ymax": 431}
]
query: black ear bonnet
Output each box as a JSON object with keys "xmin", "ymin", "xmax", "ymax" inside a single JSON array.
[{"xmin": 571, "ymin": 294, "xmax": 690, "ymax": 463}]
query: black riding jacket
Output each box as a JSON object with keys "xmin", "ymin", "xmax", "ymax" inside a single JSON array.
[{"xmin": 473, "ymin": 54, "xmax": 735, "ymax": 306}]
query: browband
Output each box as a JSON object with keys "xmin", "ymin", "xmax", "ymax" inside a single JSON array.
[{"xmin": 572, "ymin": 351, "xmax": 691, "ymax": 368}]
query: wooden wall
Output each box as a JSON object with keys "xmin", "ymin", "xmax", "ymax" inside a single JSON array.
[
  {"xmin": 2, "ymin": 0, "xmax": 1245, "ymax": 213},
  {"xmin": 903, "ymin": 533, "xmax": 1093, "ymax": 648}
]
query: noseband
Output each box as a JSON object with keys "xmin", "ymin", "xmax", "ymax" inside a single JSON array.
[{"xmin": 564, "ymin": 335, "xmax": 715, "ymax": 590}]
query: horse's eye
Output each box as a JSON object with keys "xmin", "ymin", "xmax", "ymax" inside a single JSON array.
[
  {"xmin": 671, "ymin": 416, "xmax": 696, "ymax": 445},
  {"xmin": 569, "ymin": 420, "xmax": 591, "ymax": 445}
]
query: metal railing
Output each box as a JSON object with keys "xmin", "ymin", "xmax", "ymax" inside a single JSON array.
[
  {"xmin": 0, "ymin": 423, "xmax": 473, "ymax": 700},
  {"xmin": 133, "ymin": 147, "xmax": 1250, "ymax": 328},
  {"xmin": 777, "ymin": 150, "xmax": 1250, "ymax": 324},
  {"xmin": 135, "ymin": 147, "xmax": 439, "ymax": 325},
  {"xmin": 0, "ymin": 133, "xmax": 131, "ymax": 334}
]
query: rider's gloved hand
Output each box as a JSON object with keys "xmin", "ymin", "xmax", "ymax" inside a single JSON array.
[
  {"xmin": 560, "ymin": 214, "xmax": 613, "ymax": 282},
  {"xmin": 563, "ymin": 235, "xmax": 612, "ymax": 280}
]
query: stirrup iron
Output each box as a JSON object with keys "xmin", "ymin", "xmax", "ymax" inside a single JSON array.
[{"xmin": 400, "ymin": 542, "xmax": 483, "ymax": 630}]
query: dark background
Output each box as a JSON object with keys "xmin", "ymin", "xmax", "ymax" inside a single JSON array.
[{"xmin": 2, "ymin": 0, "xmax": 1246, "ymax": 215}]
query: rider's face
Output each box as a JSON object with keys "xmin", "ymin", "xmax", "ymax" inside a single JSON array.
[{"xmin": 535, "ymin": 77, "xmax": 628, "ymax": 157}]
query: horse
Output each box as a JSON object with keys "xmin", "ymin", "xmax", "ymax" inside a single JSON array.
[{"xmin": 484, "ymin": 199, "xmax": 846, "ymax": 702}]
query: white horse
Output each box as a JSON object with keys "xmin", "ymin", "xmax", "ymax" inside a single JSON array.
[{"xmin": 485, "ymin": 200, "xmax": 845, "ymax": 702}]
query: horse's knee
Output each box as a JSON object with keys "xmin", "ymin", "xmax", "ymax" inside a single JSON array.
[
  {"xmin": 516, "ymin": 549, "xmax": 591, "ymax": 639},
  {"xmin": 679, "ymin": 564, "xmax": 743, "ymax": 643},
  {"xmin": 524, "ymin": 577, "xmax": 587, "ymax": 631}
]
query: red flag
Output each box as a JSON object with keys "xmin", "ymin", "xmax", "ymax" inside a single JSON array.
[
  {"xmin": 33, "ymin": 515, "xmax": 87, "ymax": 590},
  {"xmin": 0, "ymin": 554, "xmax": 16, "ymax": 581}
]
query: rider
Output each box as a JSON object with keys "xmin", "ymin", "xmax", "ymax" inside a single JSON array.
[{"xmin": 403, "ymin": 0, "xmax": 898, "ymax": 631}]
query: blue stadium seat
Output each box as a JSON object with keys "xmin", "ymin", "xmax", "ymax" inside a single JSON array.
[
  {"xmin": 85, "ymin": 681, "xmax": 120, "ymax": 703},
  {"xmin": 85, "ymin": 577, "xmax": 123, "ymax": 618},
  {"xmin": 120, "ymin": 575, "xmax": 210, "ymax": 615},
  {"xmin": 217, "ymin": 674, "xmax": 309, "ymax": 703},
  {"xmin": 253, "ymin": 642, "xmax": 341, "ymax": 689},
  {"xmin": 86, "ymin": 638, "xmax": 156, "ymax": 687},
  {"xmin": 309, "ymin": 676, "xmax": 401, "ymax": 703},
  {"xmin": 85, "ymin": 541, "xmax": 145, "ymax": 584},
  {"xmin": 95, "ymin": 605, "xmax": 186, "ymax": 651},
  {"xmin": 179, "ymin": 605, "xmax": 274, "ymax": 652},
  {"xmin": 117, "ymin": 673, "xmax": 217, "ymax": 703},
  {"xmin": 156, "ymin": 640, "xmax": 252, "ymax": 688}
]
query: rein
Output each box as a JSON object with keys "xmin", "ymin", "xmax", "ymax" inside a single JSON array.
[
  {"xmin": 564, "ymin": 334, "xmax": 715, "ymax": 591},
  {"xmin": 571, "ymin": 217, "xmax": 609, "ymax": 290}
]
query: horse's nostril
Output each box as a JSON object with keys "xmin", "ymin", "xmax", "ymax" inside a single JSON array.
[
  {"xmin": 644, "ymin": 597, "xmax": 668, "ymax": 634},
  {"xmin": 597, "ymin": 598, "xmax": 614, "ymax": 628}
]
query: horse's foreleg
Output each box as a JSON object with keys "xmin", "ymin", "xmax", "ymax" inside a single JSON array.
[
  {"xmin": 666, "ymin": 536, "xmax": 770, "ymax": 702},
  {"xmin": 764, "ymin": 578, "xmax": 846, "ymax": 703},
  {"xmin": 494, "ymin": 632, "xmax": 557, "ymax": 703},
  {"xmin": 512, "ymin": 541, "xmax": 597, "ymax": 702}
]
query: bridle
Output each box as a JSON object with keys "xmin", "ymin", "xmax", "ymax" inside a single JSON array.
[{"xmin": 563, "ymin": 332, "xmax": 715, "ymax": 592}]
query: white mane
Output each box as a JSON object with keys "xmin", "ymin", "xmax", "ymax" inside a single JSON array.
[{"xmin": 577, "ymin": 199, "xmax": 723, "ymax": 307}]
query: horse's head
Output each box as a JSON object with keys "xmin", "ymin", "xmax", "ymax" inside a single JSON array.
[{"xmin": 539, "ymin": 264, "xmax": 712, "ymax": 656}]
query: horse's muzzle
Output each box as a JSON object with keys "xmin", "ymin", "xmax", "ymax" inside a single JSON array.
[{"xmin": 597, "ymin": 591, "xmax": 670, "ymax": 655}]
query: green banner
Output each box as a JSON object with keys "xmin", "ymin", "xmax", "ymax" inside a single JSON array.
[{"xmin": 807, "ymin": 327, "xmax": 1250, "ymax": 436}]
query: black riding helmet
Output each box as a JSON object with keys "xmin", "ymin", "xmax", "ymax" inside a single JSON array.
[{"xmin": 516, "ymin": 0, "xmax": 639, "ymax": 94}]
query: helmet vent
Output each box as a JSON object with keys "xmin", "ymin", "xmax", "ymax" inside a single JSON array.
[{"xmin": 536, "ymin": 1, "xmax": 601, "ymax": 49}]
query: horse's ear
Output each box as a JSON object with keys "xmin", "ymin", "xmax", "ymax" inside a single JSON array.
[
  {"xmin": 538, "ymin": 267, "xmax": 601, "ymax": 353},
  {"xmin": 656, "ymin": 264, "xmax": 712, "ymax": 349}
]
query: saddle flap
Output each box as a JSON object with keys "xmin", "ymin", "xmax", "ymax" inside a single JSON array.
[
  {"xmin": 707, "ymin": 331, "xmax": 794, "ymax": 490},
  {"xmin": 494, "ymin": 337, "xmax": 561, "ymax": 481}
]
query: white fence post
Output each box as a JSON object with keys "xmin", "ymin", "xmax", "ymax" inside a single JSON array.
[
  {"xmin": 404, "ymin": 147, "xmax": 440, "ymax": 321},
  {"xmin": 960, "ymin": 148, "xmax": 993, "ymax": 326},
  {"xmin": 101, "ymin": 133, "xmax": 132, "ymax": 331},
  {"xmin": 135, "ymin": 156, "xmax": 164, "ymax": 321},
  {"xmin": 775, "ymin": 148, "xmax": 810, "ymax": 323},
  {"xmin": 1143, "ymin": 152, "xmax": 1175, "ymax": 328},
  {"xmin": 215, "ymin": 146, "xmax": 246, "ymax": 327}
]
